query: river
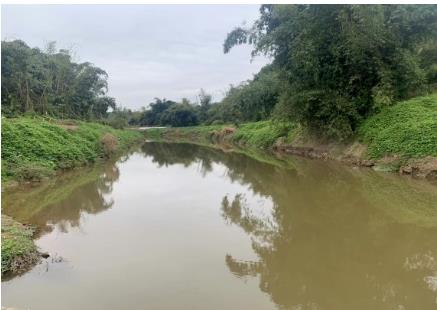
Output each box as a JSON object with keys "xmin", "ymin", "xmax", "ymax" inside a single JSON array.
[{"xmin": 2, "ymin": 142, "xmax": 437, "ymax": 309}]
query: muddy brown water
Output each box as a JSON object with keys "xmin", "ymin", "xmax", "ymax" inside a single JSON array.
[{"xmin": 2, "ymin": 142, "xmax": 437, "ymax": 309}]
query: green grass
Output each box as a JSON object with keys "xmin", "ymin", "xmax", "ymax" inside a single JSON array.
[
  {"xmin": 358, "ymin": 94, "xmax": 437, "ymax": 160},
  {"xmin": 1, "ymin": 215, "xmax": 39, "ymax": 275},
  {"xmin": 1, "ymin": 117, "xmax": 142, "ymax": 182}
]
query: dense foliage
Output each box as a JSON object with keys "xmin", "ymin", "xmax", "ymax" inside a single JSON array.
[
  {"xmin": 224, "ymin": 4, "xmax": 437, "ymax": 139},
  {"xmin": 207, "ymin": 65, "xmax": 281, "ymax": 124},
  {"xmin": 2, "ymin": 40, "xmax": 116, "ymax": 119},
  {"xmin": 139, "ymin": 98, "xmax": 198, "ymax": 127}
]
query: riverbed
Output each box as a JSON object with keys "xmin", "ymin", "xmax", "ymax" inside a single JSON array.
[{"xmin": 2, "ymin": 142, "xmax": 437, "ymax": 309}]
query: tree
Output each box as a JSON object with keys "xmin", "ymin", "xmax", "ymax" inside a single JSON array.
[
  {"xmin": 196, "ymin": 89, "xmax": 213, "ymax": 123},
  {"xmin": 224, "ymin": 5, "xmax": 437, "ymax": 139},
  {"xmin": 140, "ymin": 98, "xmax": 176, "ymax": 126},
  {"xmin": 1, "ymin": 39, "xmax": 117, "ymax": 120},
  {"xmin": 204, "ymin": 64, "xmax": 281, "ymax": 124},
  {"xmin": 161, "ymin": 103, "xmax": 198, "ymax": 127}
]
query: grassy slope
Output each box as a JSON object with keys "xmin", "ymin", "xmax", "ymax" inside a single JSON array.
[
  {"xmin": 146, "ymin": 94, "xmax": 437, "ymax": 162},
  {"xmin": 358, "ymin": 94, "xmax": 437, "ymax": 160},
  {"xmin": 1, "ymin": 215, "xmax": 39, "ymax": 275},
  {"xmin": 1, "ymin": 117, "xmax": 142, "ymax": 182}
]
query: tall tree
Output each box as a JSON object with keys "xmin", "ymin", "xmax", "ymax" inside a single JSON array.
[
  {"xmin": 224, "ymin": 5, "xmax": 437, "ymax": 139},
  {"xmin": 1, "ymin": 40, "xmax": 117, "ymax": 119}
]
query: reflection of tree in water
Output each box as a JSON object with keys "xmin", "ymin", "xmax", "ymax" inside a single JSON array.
[
  {"xmin": 3, "ymin": 158, "xmax": 122, "ymax": 237},
  {"xmin": 142, "ymin": 142, "xmax": 437, "ymax": 309},
  {"xmin": 221, "ymin": 192, "xmax": 437, "ymax": 309},
  {"xmin": 50, "ymin": 163, "xmax": 119, "ymax": 234},
  {"xmin": 141, "ymin": 142, "xmax": 214, "ymax": 176}
]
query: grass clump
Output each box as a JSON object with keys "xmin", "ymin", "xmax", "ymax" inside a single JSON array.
[
  {"xmin": 358, "ymin": 94, "xmax": 437, "ymax": 160},
  {"xmin": 1, "ymin": 117, "xmax": 142, "ymax": 182},
  {"xmin": 1, "ymin": 215, "xmax": 39, "ymax": 275}
]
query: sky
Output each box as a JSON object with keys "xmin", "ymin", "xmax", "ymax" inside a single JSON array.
[{"xmin": 1, "ymin": 5, "xmax": 270, "ymax": 110}]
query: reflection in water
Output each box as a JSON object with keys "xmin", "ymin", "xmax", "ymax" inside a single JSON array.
[
  {"xmin": 2, "ymin": 142, "xmax": 437, "ymax": 309},
  {"xmin": 142, "ymin": 142, "xmax": 437, "ymax": 310},
  {"xmin": 2, "ymin": 157, "xmax": 122, "ymax": 237}
]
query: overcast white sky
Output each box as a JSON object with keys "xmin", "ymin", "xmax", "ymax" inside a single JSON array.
[{"xmin": 1, "ymin": 5, "xmax": 270, "ymax": 110}]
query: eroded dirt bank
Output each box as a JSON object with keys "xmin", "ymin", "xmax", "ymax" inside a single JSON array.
[{"xmin": 147, "ymin": 126, "xmax": 437, "ymax": 182}]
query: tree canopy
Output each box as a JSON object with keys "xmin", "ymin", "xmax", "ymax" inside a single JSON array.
[
  {"xmin": 224, "ymin": 4, "xmax": 437, "ymax": 139},
  {"xmin": 1, "ymin": 40, "xmax": 116, "ymax": 119}
]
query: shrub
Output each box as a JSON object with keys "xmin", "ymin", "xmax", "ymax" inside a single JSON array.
[{"xmin": 13, "ymin": 162, "xmax": 54, "ymax": 182}]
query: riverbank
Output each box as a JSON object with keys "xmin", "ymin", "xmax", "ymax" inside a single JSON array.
[
  {"xmin": 1, "ymin": 117, "xmax": 143, "ymax": 276},
  {"xmin": 1, "ymin": 117, "xmax": 143, "ymax": 185},
  {"xmin": 145, "ymin": 94, "xmax": 437, "ymax": 180},
  {"xmin": 1, "ymin": 215, "xmax": 40, "ymax": 276}
]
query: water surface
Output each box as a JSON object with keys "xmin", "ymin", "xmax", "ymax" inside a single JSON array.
[{"xmin": 2, "ymin": 142, "xmax": 437, "ymax": 309}]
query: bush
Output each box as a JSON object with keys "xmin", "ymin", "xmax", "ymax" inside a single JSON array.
[
  {"xmin": 13, "ymin": 162, "xmax": 54, "ymax": 182},
  {"xmin": 275, "ymin": 90, "xmax": 359, "ymax": 141}
]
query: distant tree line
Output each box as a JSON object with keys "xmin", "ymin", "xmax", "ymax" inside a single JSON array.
[
  {"xmin": 111, "ymin": 89, "xmax": 214, "ymax": 128},
  {"xmin": 118, "ymin": 68, "xmax": 281, "ymax": 128}
]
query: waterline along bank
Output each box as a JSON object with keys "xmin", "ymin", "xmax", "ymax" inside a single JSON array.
[
  {"xmin": 144, "ymin": 94, "xmax": 437, "ymax": 181},
  {"xmin": 1, "ymin": 117, "xmax": 142, "ymax": 275}
]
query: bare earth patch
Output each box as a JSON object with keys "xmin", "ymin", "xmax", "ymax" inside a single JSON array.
[{"xmin": 400, "ymin": 156, "xmax": 437, "ymax": 180}]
